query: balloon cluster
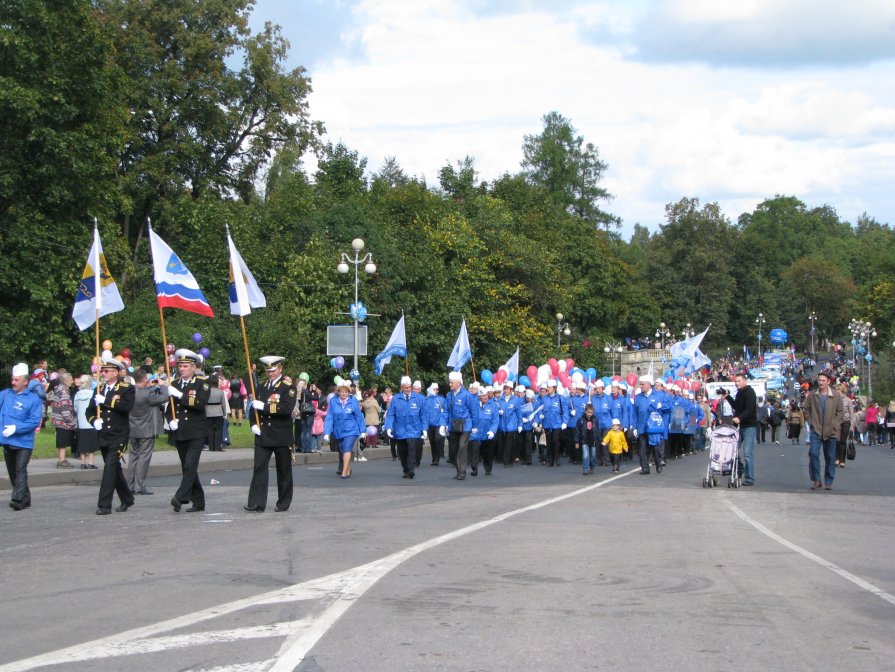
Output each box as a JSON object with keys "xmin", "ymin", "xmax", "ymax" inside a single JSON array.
[
  {"xmin": 329, "ymin": 356, "xmax": 346, "ymax": 369},
  {"xmin": 95, "ymin": 339, "xmax": 136, "ymax": 373},
  {"xmin": 163, "ymin": 332, "xmax": 212, "ymax": 369}
]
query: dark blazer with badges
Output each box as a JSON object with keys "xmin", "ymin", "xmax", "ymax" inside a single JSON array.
[
  {"xmin": 166, "ymin": 376, "xmax": 211, "ymax": 441},
  {"xmin": 254, "ymin": 377, "xmax": 297, "ymax": 448},
  {"xmin": 86, "ymin": 381, "xmax": 135, "ymax": 448}
]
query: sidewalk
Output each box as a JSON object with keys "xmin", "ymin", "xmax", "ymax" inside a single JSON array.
[{"xmin": 0, "ymin": 445, "xmax": 396, "ymax": 490}]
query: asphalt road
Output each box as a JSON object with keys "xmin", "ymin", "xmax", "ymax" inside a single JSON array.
[{"xmin": 1, "ymin": 439, "xmax": 893, "ymax": 671}]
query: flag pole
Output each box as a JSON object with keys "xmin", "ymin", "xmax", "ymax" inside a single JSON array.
[
  {"xmin": 93, "ymin": 219, "xmax": 102, "ymax": 387},
  {"xmin": 157, "ymin": 303, "xmax": 178, "ymax": 423},
  {"xmin": 403, "ymin": 310, "xmax": 410, "ymax": 377},
  {"xmin": 239, "ymin": 314, "xmax": 261, "ymax": 428}
]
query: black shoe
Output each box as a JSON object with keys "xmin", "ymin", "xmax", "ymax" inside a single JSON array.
[
  {"xmin": 640, "ymin": 469, "xmax": 650, "ymax": 474},
  {"xmin": 456, "ymin": 475, "xmax": 465, "ymax": 480},
  {"xmin": 116, "ymin": 503, "xmax": 133, "ymax": 512},
  {"xmin": 485, "ymin": 471, "xmax": 491, "ymax": 476},
  {"xmin": 136, "ymin": 490, "xmax": 154, "ymax": 495},
  {"xmin": 243, "ymin": 505, "xmax": 264, "ymax": 512},
  {"xmin": 170, "ymin": 497, "xmax": 182, "ymax": 512},
  {"xmin": 186, "ymin": 505, "xmax": 205, "ymax": 512},
  {"xmin": 274, "ymin": 506, "xmax": 288, "ymax": 512},
  {"xmin": 656, "ymin": 465, "xmax": 663, "ymax": 473},
  {"xmin": 408, "ymin": 471, "xmax": 415, "ymax": 479},
  {"xmin": 471, "ymin": 468, "xmax": 478, "ymax": 476},
  {"xmin": 430, "ymin": 462, "xmax": 439, "ymax": 466},
  {"xmin": 96, "ymin": 507, "xmax": 112, "ymax": 515},
  {"xmin": 9, "ymin": 501, "xmax": 23, "ymax": 511}
]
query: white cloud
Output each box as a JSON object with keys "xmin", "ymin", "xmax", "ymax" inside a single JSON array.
[{"xmin": 296, "ymin": 0, "xmax": 895, "ymax": 231}]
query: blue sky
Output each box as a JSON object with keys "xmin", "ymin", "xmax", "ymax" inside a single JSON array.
[{"xmin": 249, "ymin": 0, "xmax": 895, "ymax": 234}]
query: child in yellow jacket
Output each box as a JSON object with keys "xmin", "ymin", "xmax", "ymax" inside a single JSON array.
[{"xmin": 602, "ymin": 418, "xmax": 629, "ymax": 473}]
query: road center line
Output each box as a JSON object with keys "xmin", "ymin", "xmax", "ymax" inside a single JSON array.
[{"xmin": 725, "ymin": 499, "xmax": 895, "ymax": 606}]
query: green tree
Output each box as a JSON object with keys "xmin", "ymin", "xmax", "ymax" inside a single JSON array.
[{"xmin": 521, "ymin": 111, "xmax": 619, "ymax": 229}]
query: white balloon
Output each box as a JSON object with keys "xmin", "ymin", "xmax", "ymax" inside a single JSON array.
[
  {"xmin": 101, "ymin": 349, "xmax": 113, "ymax": 359},
  {"xmin": 537, "ymin": 364, "xmax": 551, "ymax": 379},
  {"xmin": 558, "ymin": 359, "xmax": 567, "ymax": 373},
  {"xmin": 572, "ymin": 371, "xmax": 584, "ymax": 383}
]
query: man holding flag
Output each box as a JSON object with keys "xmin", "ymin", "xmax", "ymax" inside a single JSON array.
[{"xmin": 167, "ymin": 350, "xmax": 211, "ymax": 513}]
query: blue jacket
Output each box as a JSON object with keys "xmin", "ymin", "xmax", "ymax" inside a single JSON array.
[
  {"xmin": 384, "ymin": 391, "xmax": 426, "ymax": 439},
  {"xmin": 27, "ymin": 378, "xmax": 46, "ymax": 400},
  {"xmin": 471, "ymin": 398, "xmax": 499, "ymax": 440},
  {"xmin": 446, "ymin": 386, "xmax": 479, "ymax": 432},
  {"xmin": 497, "ymin": 394, "xmax": 522, "ymax": 432},
  {"xmin": 685, "ymin": 402, "xmax": 704, "ymax": 435},
  {"xmin": 632, "ymin": 389, "xmax": 668, "ymax": 436},
  {"xmin": 668, "ymin": 395, "xmax": 691, "ymax": 434},
  {"xmin": 609, "ymin": 393, "xmax": 629, "ymax": 428},
  {"xmin": 520, "ymin": 399, "xmax": 537, "ymax": 431},
  {"xmin": 0, "ymin": 387, "xmax": 44, "ymax": 449},
  {"xmin": 569, "ymin": 393, "xmax": 589, "ymax": 423},
  {"xmin": 538, "ymin": 393, "xmax": 569, "ymax": 430},
  {"xmin": 424, "ymin": 393, "xmax": 448, "ymax": 428},
  {"xmin": 592, "ymin": 392, "xmax": 614, "ymax": 430},
  {"xmin": 324, "ymin": 396, "xmax": 365, "ymax": 440}
]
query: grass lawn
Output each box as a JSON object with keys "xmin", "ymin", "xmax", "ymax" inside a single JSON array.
[{"xmin": 29, "ymin": 421, "xmax": 258, "ymax": 460}]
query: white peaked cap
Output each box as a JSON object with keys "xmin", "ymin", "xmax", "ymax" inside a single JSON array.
[
  {"xmin": 11, "ymin": 363, "xmax": 28, "ymax": 377},
  {"xmin": 400, "ymin": 376, "xmax": 412, "ymax": 386},
  {"xmin": 448, "ymin": 372, "xmax": 462, "ymax": 382}
]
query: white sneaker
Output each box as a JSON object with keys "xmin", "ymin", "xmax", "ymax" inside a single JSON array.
[{"xmin": 359, "ymin": 455, "xmax": 368, "ymax": 462}]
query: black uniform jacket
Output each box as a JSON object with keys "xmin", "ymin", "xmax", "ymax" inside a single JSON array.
[
  {"xmin": 253, "ymin": 377, "xmax": 297, "ymax": 448},
  {"xmin": 86, "ymin": 381, "xmax": 135, "ymax": 448},
  {"xmin": 165, "ymin": 376, "xmax": 211, "ymax": 441}
]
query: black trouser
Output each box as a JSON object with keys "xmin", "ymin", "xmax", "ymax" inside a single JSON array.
[
  {"xmin": 545, "ymin": 428, "xmax": 563, "ymax": 465},
  {"xmin": 562, "ymin": 427, "xmax": 577, "ymax": 462},
  {"xmin": 247, "ymin": 444, "xmax": 293, "ymax": 511},
  {"xmin": 4, "ymin": 446, "xmax": 31, "ymax": 506},
  {"xmin": 638, "ymin": 434, "xmax": 661, "ymax": 473},
  {"xmin": 769, "ymin": 424, "xmax": 779, "ymax": 443},
  {"xmin": 479, "ymin": 438, "xmax": 495, "ymax": 474},
  {"xmin": 174, "ymin": 437, "xmax": 205, "ymax": 507},
  {"xmin": 468, "ymin": 440, "xmax": 480, "ymax": 473},
  {"xmin": 835, "ymin": 421, "xmax": 850, "ymax": 464},
  {"xmin": 668, "ymin": 433, "xmax": 684, "ymax": 458},
  {"xmin": 610, "ymin": 452, "xmax": 622, "ymax": 470},
  {"xmin": 535, "ymin": 430, "xmax": 546, "ymax": 463},
  {"xmin": 596, "ymin": 428, "xmax": 611, "ymax": 465},
  {"xmin": 98, "ymin": 443, "xmax": 133, "ymax": 509},
  {"xmin": 520, "ymin": 430, "xmax": 534, "ymax": 464},
  {"xmin": 499, "ymin": 430, "xmax": 516, "ymax": 466},
  {"xmin": 450, "ymin": 431, "xmax": 470, "ymax": 477},
  {"xmin": 293, "ymin": 418, "xmax": 302, "ymax": 451},
  {"xmin": 428, "ymin": 426, "xmax": 444, "ymax": 464},
  {"xmin": 389, "ymin": 437, "xmax": 398, "ymax": 458},
  {"xmin": 207, "ymin": 416, "xmax": 224, "ymax": 451},
  {"xmin": 759, "ymin": 424, "xmax": 768, "ymax": 443},
  {"xmin": 396, "ymin": 438, "xmax": 417, "ymax": 475}
]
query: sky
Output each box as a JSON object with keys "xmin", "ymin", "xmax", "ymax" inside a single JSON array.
[{"xmin": 248, "ymin": 0, "xmax": 895, "ymax": 235}]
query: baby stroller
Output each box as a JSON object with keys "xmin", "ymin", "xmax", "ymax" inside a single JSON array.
[{"xmin": 702, "ymin": 424, "xmax": 741, "ymax": 488}]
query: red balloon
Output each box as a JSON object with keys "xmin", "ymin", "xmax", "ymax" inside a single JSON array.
[
  {"xmin": 690, "ymin": 381, "xmax": 702, "ymax": 392},
  {"xmin": 559, "ymin": 372, "xmax": 571, "ymax": 387},
  {"xmin": 675, "ymin": 379, "xmax": 685, "ymax": 388},
  {"xmin": 612, "ymin": 375, "xmax": 622, "ymax": 382},
  {"xmin": 494, "ymin": 369, "xmax": 507, "ymax": 384},
  {"xmin": 167, "ymin": 354, "xmax": 176, "ymax": 365},
  {"xmin": 626, "ymin": 373, "xmax": 638, "ymax": 387},
  {"xmin": 548, "ymin": 358, "xmax": 559, "ymax": 376},
  {"xmin": 565, "ymin": 358, "xmax": 575, "ymax": 372},
  {"xmin": 680, "ymin": 381, "xmax": 690, "ymax": 391},
  {"xmin": 527, "ymin": 365, "xmax": 538, "ymax": 382},
  {"xmin": 121, "ymin": 348, "xmax": 132, "ymax": 358},
  {"xmin": 166, "ymin": 343, "xmax": 176, "ymax": 354}
]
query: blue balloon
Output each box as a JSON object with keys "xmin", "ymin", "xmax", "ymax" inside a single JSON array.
[
  {"xmin": 601, "ymin": 376, "xmax": 612, "ymax": 387},
  {"xmin": 508, "ymin": 371, "xmax": 517, "ymax": 383},
  {"xmin": 769, "ymin": 328, "xmax": 788, "ymax": 345},
  {"xmin": 330, "ymin": 357, "xmax": 337, "ymax": 368},
  {"xmin": 481, "ymin": 369, "xmax": 493, "ymax": 384},
  {"xmin": 585, "ymin": 367, "xmax": 597, "ymax": 382},
  {"xmin": 349, "ymin": 368, "xmax": 360, "ymax": 381},
  {"xmin": 519, "ymin": 375, "xmax": 531, "ymax": 388}
]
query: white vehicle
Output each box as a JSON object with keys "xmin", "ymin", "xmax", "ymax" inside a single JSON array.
[{"xmin": 704, "ymin": 380, "xmax": 767, "ymax": 406}]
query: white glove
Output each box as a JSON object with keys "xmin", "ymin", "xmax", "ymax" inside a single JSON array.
[
  {"xmin": 169, "ymin": 419, "xmax": 179, "ymax": 431},
  {"xmin": 2, "ymin": 424, "xmax": 15, "ymax": 437},
  {"xmin": 421, "ymin": 430, "xmax": 427, "ymax": 440},
  {"xmin": 656, "ymin": 403, "xmax": 662, "ymax": 409},
  {"xmin": 163, "ymin": 419, "xmax": 169, "ymax": 431},
  {"xmin": 533, "ymin": 423, "xmax": 541, "ymax": 431},
  {"xmin": 517, "ymin": 426, "xmax": 523, "ymax": 433},
  {"xmin": 323, "ymin": 434, "xmax": 330, "ymax": 443},
  {"xmin": 93, "ymin": 419, "xmax": 103, "ymax": 431},
  {"xmin": 633, "ymin": 429, "xmax": 638, "ymax": 438},
  {"xmin": 498, "ymin": 409, "xmax": 504, "ymax": 415},
  {"xmin": 570, "ymin": 409, "xmax": 576, "ymax": 416},
  {"xmin": 438, "ymin": 426, "xmax": 447, "ymax": 437},
  {"xmin": 471, "ymin": 428, "xmax": 478, "ymax": 435},
  {"xmin": 251, "ymin": 399, "xmax": 264, "ymax": 410},
  {"xmin": 94, "ymin": 394, "xmax": 106, "ymax": 405},
  {"xmin": 386, "ymin": 429, "xmax": 394, "ymax": 438},
  {"xmin": 561, "ymin": 423, "xmax": 568, "ymax": 430},
  {"xmin": 251, "ymin": 425, "xmax": 261, "ymax": 436},
  {"xmin": 168, "ymin": 386, "xmax": 183, "ymax": 399},
  {"xmin": 486, "ymin": 431, "xmax": 494, "ymax": 440}
]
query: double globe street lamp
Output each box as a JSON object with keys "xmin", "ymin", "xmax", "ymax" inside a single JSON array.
[
  {"xmin": 604, "ymin": 342, "xmax": 623, "ymax": 376},
  {"xmin": 655, "ymin": 322, "xmax": 671, "ymax": 350},
  {"xmin": 556, "ymin": 313, "xmax": 571, "ymax": 348},
  {"xmin": 337, "ymin": 238, "xmax": 376, "ymax": 376}
]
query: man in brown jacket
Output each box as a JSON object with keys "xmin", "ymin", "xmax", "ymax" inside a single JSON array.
[{"xmin": 803, "ymin": 370, "xmax": 843, "ymax": 490}]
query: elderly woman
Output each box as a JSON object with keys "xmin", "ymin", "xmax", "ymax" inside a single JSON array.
[
  {"xmin": 323, "ymin": 383, "xmax": 365, "ymax": 479},
  {"xmin": 48, "ymin": 373, "xmax": 77, "ymax": 468},
  {"xmin": 72, "ymin": 374, "xmax": 98, "ymax": 469}
]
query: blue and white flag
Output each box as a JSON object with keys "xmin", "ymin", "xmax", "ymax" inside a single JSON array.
[
  {"xmin": 374, "ymin": 315, "xmax": 407, "ymax": 375},
  {"xmin": 72, "ymin": 226, "xmax": 125, "ymax": 331},
  {"xmin": 447, "ymin": 319, "xmax": 472, "ymax": 371},
  {"xmin": 149, "ymin": 225, "xmax": 214, "ymax": 317},
  {"xmin": 227, "ymin": 229, "xmax": 266, "ymax": 316},
  {"xmin": 503, "ymin": 348, "xmax": 519, "ymax": 381}
]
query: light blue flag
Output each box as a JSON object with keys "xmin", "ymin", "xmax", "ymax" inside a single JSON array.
[
  {"xmin": 374, "ymin": 315, "xmax": 407, "ymax": 375},
  {"xmin": 447, "ymin": 319, "xmax": 472, "ymax": 371}
]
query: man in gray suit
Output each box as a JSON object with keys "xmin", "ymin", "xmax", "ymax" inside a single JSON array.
[{"xmin": 127, "ymin": 368, "xmax": 168, "ymax": 495}]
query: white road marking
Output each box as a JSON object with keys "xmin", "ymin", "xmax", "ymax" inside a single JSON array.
[{"xmin": 725, "ymin": 499, "xmax": 895, "ymax": 606}]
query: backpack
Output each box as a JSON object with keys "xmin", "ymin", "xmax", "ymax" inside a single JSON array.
[{"xmin": 647, "ymin": 410, "xmax": 666, "ymax": 435}]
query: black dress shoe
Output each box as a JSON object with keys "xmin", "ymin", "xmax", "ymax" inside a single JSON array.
[
  {"xmin": 274, "ymin": 506, "xmax": 288, "ymax": 512},
  {"xmin": 471, "ymin": 468, "xmax": 478, "ymax": 476},
  {"xmin": 9, "ymin": 501, "xmax": 23, "ymax": 511},
  {"xmin": 656, "ymin": 465, "xmax": 663, "ymax": 473},
  {"xmin": 170, "ymin": 497, "xmax": 182, "ymax": 512},
  {"xmin": 116, "ymin": 503, "xmax": 132, "ymax": 512},
  {"xmin": 96, "ymin": 507, "xmax": 112, "ymax": 515},
  {"xmin": 136, "ymin": 490, "xmax": 154, "ymax": 495},
  {"xmin": 186, "ymin": 505, "xmax": 205, "ymax": 512},
  {"xmin": 407, "ymin": 471, "xmax": 415, "ymax": 479},
  {"xmin": 244, "ymin": 505, "xmax": 264, "ymax": 512}
]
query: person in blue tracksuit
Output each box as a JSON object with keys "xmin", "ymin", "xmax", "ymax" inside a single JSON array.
[
  {"xmin": 519, "ymin": 389, "xmax": 537, "ymax": 465},
  {"xmin": 667, "ymin": 385, "xmax": 691, "ymax": 459},
  {"xmin": 538, "ymin": 380, "xmax": 569, "ymax": 466},
  {"xmin": 652, "ymin": 379, "xmax": 672, "ymax": 465},
  {"xmin": 592, "ymin": 381, "xmax": 614, "ymax": 466},
  {"xmin": 497, "ymin": 382, "xmax": 522, "ymax": 467},
  {"xmin": 445, "ymin": 371, "xmax": 479, "ymax": 480},
  {"xmin": 324, "ymin": 382, "xmax": 366, "ymax": 478},
  {"xmin": 470, "ymin": 386, "xmax": 500, "ymax": 475},
  {"xmin": 609, "ymin": 381, "xmax": 629, "ymax": 429},
  {"xmin": 2, "ymin": 363, "xmax": 45, "ymax": 509},
  {"xmin": 424, "ymin": 383, "xmax": 448, "ymax": 466},
  {"xmin": 384, "ymin": 376, "xmax": 426, "ymax": 479},
  {"xmin": 631, "ymin": 375, "xmax": 667, "ymax": 475},
  {"xmin": 567, "ymin": 383, "xmax": 588, "ymax": 464},
  {"xmin": 684, "ymin": 391, "xmax": 704, "ymax": 455}
]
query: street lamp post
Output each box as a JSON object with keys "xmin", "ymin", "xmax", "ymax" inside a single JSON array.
[
  {"xmin": 755, "ymin": 313, "xmax": 766, "ymax": 359},
  {"xmin": 680, "ymin": 323, "xmax": 694, "ymax": 339},
  {"xmin": 655, "ymin": 322, "xmax": 671, "ymax": 350},
  {"xmin": 604, "ymin": 342, "xmax": 623, "ymax": 376},
  {"xmin": 555, "ymin": 313, "xmax": 570, "ymax": 348},
  {"xmin": 337, "ymin": 238, "xmax": 376, "ymax": 375},
  {"xmin": 808, "ymin": 311, "xmax": 817, "ymax": 355},
  {"xmin": 864, "ymin": 321, "xmax": 877, "ymax": 401}
]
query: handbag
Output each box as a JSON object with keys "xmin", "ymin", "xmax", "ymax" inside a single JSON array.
[
  {"xmin": 451, "ymin": 418, "xmax": 466, "ymax": 433},
  {"xmin": 846, "ymin": 440, "xmax": 856, "ymax": 461},
  {"xmin": 300, "ymin": 401, "xmax": 316, "ymax": 417}
]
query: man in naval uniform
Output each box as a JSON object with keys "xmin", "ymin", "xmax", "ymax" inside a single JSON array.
[
  {"xmin": 245, "ymin": 356, "xmax": 296, "ymax": 512},
  {"xmin": 166, "ymin": 349, "xmax": 211, "ymax": 513}
]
